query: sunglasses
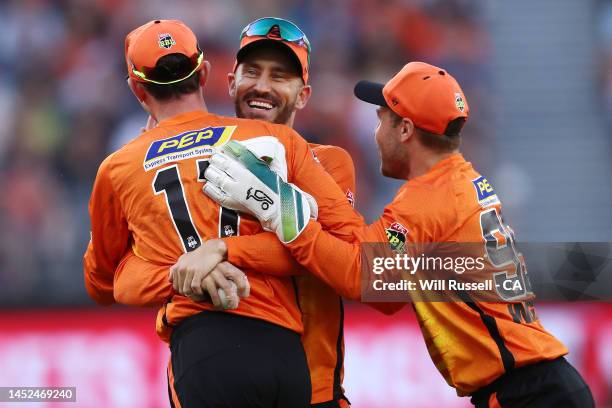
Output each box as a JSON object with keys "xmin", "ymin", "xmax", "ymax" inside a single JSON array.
[
  {"xmin": 130, "ymin": 51, "xmax": 204, "ymax": 85},
  {"xmin": 240, "ymin": 17, "xmax": 311, "ymax": 59}
]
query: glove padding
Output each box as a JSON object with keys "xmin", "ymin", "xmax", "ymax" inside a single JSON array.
[{"xmin": 203, "ymin": 140, "xmax": 317, "ymax": 243}]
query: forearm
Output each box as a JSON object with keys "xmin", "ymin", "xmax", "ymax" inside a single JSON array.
[
  {"xmin": 223, "ymin": 233, "xmax": 305, "ymax": 277},
  {"xmin": 84, "ymin": 155, "xmax": 129, "ymax": 306},
  {"xmin": 113, "ymin": 250, "xmax": 174, "ymax": 307},
  {"xmin": 287, "ymin": 222, "xmax": 363, "ymax": 300},
  {"xmin": 113, "ymin": 239, "xmax": 229, "ymax": 307},
  {"xmin": 83, "ymin": 241, "xmax": 116, "ymax": 306}
]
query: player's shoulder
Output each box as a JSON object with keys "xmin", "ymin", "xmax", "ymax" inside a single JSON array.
[
  {"xmin": 108, "ymin": 127, "xmax": 163, "ymax": 165},
  {"xmin": 97, "ymin": 150, "xmax": 119, "ymax": 174},
  {"xmin": 309, "ymin": 144, "xmax": 353, "ymax": 161},
  {"xmin": 439, "ymin": 155, "xmax": 502, "ymax": 212},
  {"xmin": 263, "ymin": 121, "xmax": 300, "ymax": 140},
  {"xmin": 227, "ymin": 115, "xmax": 293, "ymax": 135},
  {"xmin": 402, "ymin": 154, "xmax": 487, "ymax": 208},
  {"xmin": 222, "ymin": 117, "xmax": 300, "ymax": 146},
  {"xmin": 389, "ymin": 158, "xmax": 475, "ymax": 226},
  {"xmin": 394, "ymin": 180, "xmax": 454, "ymax": 219},
  {"xmin": 308, "ymin": 143, "xmax": 355, "ymax": 168}
]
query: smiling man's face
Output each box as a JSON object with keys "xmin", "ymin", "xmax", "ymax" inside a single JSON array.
[{"xmin": 229, "ymin": 43, "xmax": 308, "ymax": 125}]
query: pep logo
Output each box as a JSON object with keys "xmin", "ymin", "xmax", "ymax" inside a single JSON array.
[
  {"xmin": 143, "ymin": 126, "xmax": 235, "ymax": 171},
  {"xmin": 472, "ymin": 175, "xmax": 500, "ymax": 207}
]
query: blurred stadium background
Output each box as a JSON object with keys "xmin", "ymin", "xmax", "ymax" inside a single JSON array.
[{"xmin": 0, "ymin": 0, "xmax": 611, "ymax": 407}]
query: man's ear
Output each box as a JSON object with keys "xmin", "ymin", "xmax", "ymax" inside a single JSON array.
[
  {"xmin": 127, "ymin": 77, "xmax": 147, "ymax": 103},
  {"xmin": 199, "ymin": 60, "xmax": 212, "ymax": 88},
  {"xmin": 399, "ymin": 117, "xmax": 415, "ymax": 143},
  {"xmin": 295, "ymin": 84, "xmax": 312, "ymax": 110},
  {"xmin": 227, "ymin": 71, "xmax": 236, "ymax": 99}
]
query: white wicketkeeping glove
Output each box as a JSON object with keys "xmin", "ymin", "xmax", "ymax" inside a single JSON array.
[{"xmin": 203, "ymin": 140, "xmax": 318, "ymax": 243}]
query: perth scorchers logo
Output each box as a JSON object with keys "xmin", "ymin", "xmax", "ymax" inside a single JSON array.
[{"xmin": 386, "ymin": 222, "xmax": 408, "ymax": 253}]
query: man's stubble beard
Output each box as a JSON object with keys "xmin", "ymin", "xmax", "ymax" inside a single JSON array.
[{"xmin": 234, "ymin": 93, "xmax": 298, "ymax": 125}]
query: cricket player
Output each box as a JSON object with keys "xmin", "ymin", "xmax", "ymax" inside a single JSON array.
[
  {"xmin": 113, "ymin": 17, "xmax": 358, "ymax": 407},
  {"xmin": 223, "ymin": 17, "xmax": 354, "ymax": 407},
  {"xmin": 83, "ymin": 19, "xmax": 364, "ymax": 407},
  {"xmin": 201, "ymin": 62, "xmax": 595, "ymax": 407}
]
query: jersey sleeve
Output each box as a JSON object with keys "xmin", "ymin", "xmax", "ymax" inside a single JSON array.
[
  {"xmin": 286, "ymin": 184, "xmax": 431, "ymax": 301},
  {"xmin": 223, "ymin": 232, "xmax": 305, "ymax": 277},
  {"xmin": 113, "ymin": 249, "xmax": 174, "ymax": 307},
  {"xmin": 311, "ymin": 145, "xmax": 356, "ymax": 197},
  {"xmin": 83, "ymin": 154, "xmax": 130, "ymax": 305},
  {"xmin": 223, "ymin": 143, "xmax": 362, "ymax": 278},
  {"xmin": 283, "ymin": 126, "xmax": 366, "ymax": 241}
]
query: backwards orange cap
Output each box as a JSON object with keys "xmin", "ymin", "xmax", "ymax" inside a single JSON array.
[
  {"xmin": 234, "ymin": 18, "xmax": 310, "ymax": 84},
  {"xmin": 354, "ymin": 62, "xmax": 469, "ymax": 136},
  {"xmin": 125, "ymin": 19, "xmax": 203, "ymax": 84}
]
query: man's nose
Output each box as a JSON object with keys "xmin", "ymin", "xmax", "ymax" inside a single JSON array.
[{"xmin": 252, "ymin": 74, "xmax": 272, "ymax": 94}]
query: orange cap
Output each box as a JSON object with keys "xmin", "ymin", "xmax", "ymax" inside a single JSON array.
[
  {"xmin": 125, "ymin": 19, "xmax": 203, "ymax": 84},
  {"xmin": 354, "ymin": 62, "xmax": 469, "ymax": 136},
  {"xmin": 235, "ymin": 34, "xmax": 309, "ymax": 84}
]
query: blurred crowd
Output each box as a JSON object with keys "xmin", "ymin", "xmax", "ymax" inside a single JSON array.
[
  {"xmin": 0, "ymin": 0, "xmax": 605, "ymax": 306},
  {"xmin": 601, "ymin": 0, "xmax": 612, "ymax": 123}
]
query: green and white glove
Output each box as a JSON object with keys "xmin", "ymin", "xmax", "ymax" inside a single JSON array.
[{"xmin": 203, "ymin": 140, "xmax": 317, "ymax": 243}]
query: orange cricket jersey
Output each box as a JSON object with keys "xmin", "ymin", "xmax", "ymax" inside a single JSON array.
[
  {"xmin": 212, "ymin": 143, "xmax": 358, "ymax": 404},
  {"xmin": 83, "ymin": 110, "xmax": 362, "ymax": 341},
  {"xmin": 286, "ymin": 153, "xmax": 568, "ymax": 396},
  {"xmin": 110, "ymin": 143, "xmax": 355, "ymax": 404},
  {"xmin": 298, "ymin": 144, "xmax": 354, "ymax": 404}
]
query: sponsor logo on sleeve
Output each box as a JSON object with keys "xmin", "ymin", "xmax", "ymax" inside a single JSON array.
[
  {"xmin": 472, "ymin": 175, "xmax": 500, "ymax": 207},
  {"xmin": 346, "ymin": 189, "xmax": 355, "ymax": 207},
  {"xmin": 386, "ymin": 222, "xmax": 408, "ymax": 253},
  {"xmin": 143, "ymin": 126, "xmax": 235, "ymax": 171}
]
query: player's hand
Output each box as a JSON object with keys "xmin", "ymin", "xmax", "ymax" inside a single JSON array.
[
  {"xmin": 169, "ymin": 239, "xmax": 227, "ymax": 296},
  {"xmin": 203, "ymin": 141, "xmax": 318, "ymax": 243},
  {"xmin": 198, "ymin": 262, "xmax": 250, "ymax": 310}
]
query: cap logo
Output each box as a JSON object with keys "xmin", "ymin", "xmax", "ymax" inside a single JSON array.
[
  {"xmin": 391, "ymin": 97, "xmax": 399, "ymax": 106},
  {"xmin": 158, "ymin": 33, "xmax": 176, "ymax": 49},
  {"xmin": 455, "ymin": 92, "xmax": 465, "ymax": 112}
]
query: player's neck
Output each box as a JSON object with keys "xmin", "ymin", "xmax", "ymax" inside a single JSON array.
[
  {"xmin": 283, "ymin": 112, "xmax": 296, "ymax": 128},
  {"xmin": 151, "ymin": 92, "xmax": 208, "ymax": 123},
  {"xmin": 407, "ymin": 150, "xmax": 457, "ymax": 180}
]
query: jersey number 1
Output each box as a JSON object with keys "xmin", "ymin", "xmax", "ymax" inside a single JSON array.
[{"xmin": 153, "ymin": 161, "xmax": 238, "ymax": 253}]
